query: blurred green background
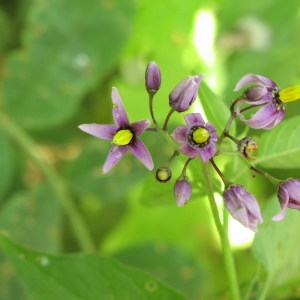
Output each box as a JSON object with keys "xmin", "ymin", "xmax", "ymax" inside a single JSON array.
[{"xmin": 1, "ymin": 0, "xmax": 300, "ymax": 299}]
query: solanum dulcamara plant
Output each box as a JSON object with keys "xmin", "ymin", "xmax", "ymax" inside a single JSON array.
[{"xmin": 79, "ymin": 62, "xmax": 300, "ymax": 299}]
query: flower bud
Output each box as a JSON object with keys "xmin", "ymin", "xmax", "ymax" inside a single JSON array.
[
  {"xmin": 223, "ymin": 184, "xmax": 263, "ymax": 232},
  {"xmin": 244, "ymin": 85, "xmax": 269, "ymax": 101},
  {"xmin": 145, "ymin": 61, "xmax": 161, "ymax": 94},
  {"xmin": 174, "ymin": 176, "xmax": 192, "ymax": 207},
  {"xmin": 155, "ymin": 167, "xmax": 172, "ymax": 183},
  {"xmin": 169, "ymin": 74, "xmax": 204, "ymax": 112}
]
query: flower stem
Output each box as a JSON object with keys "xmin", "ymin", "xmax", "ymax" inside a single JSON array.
[
  {"xmin": 202, "ymin": 161, "xmax": 240, "ymax": 300},
  {"xmin": 0, "ymin": 111, "xmax": 96, "ymax": 253},
  {"xmin": 148, "ymin": 93, "xmax": 158, "ymax": 126}
]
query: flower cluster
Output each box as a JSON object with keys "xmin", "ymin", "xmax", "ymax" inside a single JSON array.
[{"xmin": 79, "ymin": 62, "xmax": 300, "ymax": 232}]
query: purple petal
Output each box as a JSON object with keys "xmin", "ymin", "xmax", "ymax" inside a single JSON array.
[
  {"xmin": 240, "ymin": 103, "xmax": 285, "ymax": 129},
  {"xmin": 272, "ymin": 188, "xmax": 290, "ymax": 221},
  {"xmin": 130, "ymin": 119, "xmax": 150, "ymax": 136},
  {"xmin": 172, "ymin": 126, "xmax": 189, "ymax": 143},
  {"xmin": 234, "ymin": 74, "xmax": 276, "ymax": 91},
  {"xmin": 180, "ymin": 144, "xmax": 199, "ymax": 158},
  {"xmin": 206, "ymin": 122, "xmax": 218, "ymax": 141},
  {"xmin": 111, "ymin": 87, "xmax": 130, "ymax": 127},
  {"xmin": 78, "ymin": 124, "xmax": 116, "ymax": 140},
  {"xmin": 102, "ymin": 145, "xmax": 128, "ymax": 174},
  {"xmin": 199, "ymin": 143, "xmax": 216, "ymax": 162},
  {"xmin": 184, "ymin": 113, "xmax": 205, "ymax": 127},
  {"xmin": 129, "ymin": 138, "xmax": 154, "ymax": 170}
]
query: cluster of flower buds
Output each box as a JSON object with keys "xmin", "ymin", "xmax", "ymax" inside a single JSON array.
[{"xmin": 79, "ymin": 61, "xmax": 300, "ymax": 232}]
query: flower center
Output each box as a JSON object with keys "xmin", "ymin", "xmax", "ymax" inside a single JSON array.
[
  {"xmin": 189, "ymin": 127, "xmax": 210, "ymax": 147},
  {"xmin": 112, "ymin": 129, "xmax": 133, "ymax": 146}
]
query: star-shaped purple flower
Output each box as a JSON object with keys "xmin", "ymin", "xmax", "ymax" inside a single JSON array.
[
  {"xmin": 172, "ymin": 113, "xmax": 218, "ymax": 162},
  {"xmin": 79, "ymin": 87, "xmax": 154, "ymax": 174},
  {"xmin": 234, "ymin": 74, "xmax": 285, "ymax": 130}
]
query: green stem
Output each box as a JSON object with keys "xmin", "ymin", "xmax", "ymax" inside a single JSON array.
[
  {"xmin": 202, "ymin": 162, "xmax": 240, "ymax": 300},
  {"xmin": 0, "ymin": 110, "xmax": 96, "ymax": 253}
]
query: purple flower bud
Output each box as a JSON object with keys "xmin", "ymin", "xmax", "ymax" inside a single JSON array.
[
  {"xmin": 223, "ymin": 184, "xmax": 263, "ymax": 232},
  {"xmin": 272, "ymin": 179, "xmax": 300, "ymax": 221},
  {"xmin": 245, "ymin": 85, "xmax": 269, "ymax": 102},
  {"xmin": 174, "ymin": 177, "xmax": 192, "ymax": 207},
  {"xmin": 145, "ymin": 61, "xmax": 161, "ymax": 94},
  {"xmin": 169, "ymin": 74, "xmax": 204, "ymax": 112}
]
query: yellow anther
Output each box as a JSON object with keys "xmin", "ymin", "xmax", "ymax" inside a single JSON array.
[
  {"xmin": 112, "ymin": 129, "xmax": 133, "ymax": 146},
  {"xmin": 279, "ymin": 85, "xmax": 300, "ymax": 103},
  {"xmin": 192, "ymin": 127, "xmax": 209, "ymax": 144}
]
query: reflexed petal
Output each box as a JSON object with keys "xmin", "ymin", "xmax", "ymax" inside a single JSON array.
[
  {"xmin": 184, "ymin": 113, "xmax": 205, "ymax": 127},
  {"xmin": 272, "ymin": 188, "xmax": 290, "ymax": 221},
  {"xmin": 78, "ymin": 124, "xmax": 116, "ymax": 140},
  {"xmin": 111, "ymin": 87, "xmax": 130, "ymax": 127},
  {"xmin": 240, "ymin": 103, "xmax": 285, "ymax": 129},
  {"xmin": 131, "ymin": 119, "xmax": 150, "ymax": 136},
  {"xmin": 129, "ymin": 138, "xmax": 154, "ymax": 170},
  {"xmin": 102, "ymin": 145, "xmax": 128, "ymax": 174},
  {"xmin": 234, "ymin": 73, "xmax": 276, "ymax": 91},
  {"xmin": 172, "ymin": 125, "xmax": 189, "ymax": 143}
]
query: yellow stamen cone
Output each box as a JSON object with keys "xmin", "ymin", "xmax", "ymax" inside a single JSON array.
[
  {"xmin": 112, "ymin": 129, "xmax": 133, "ymax": 146},
  {"xmin": 279, "ymin": 85, "xmax": 300, "ymax": 103},
  {"xmin": 192, "ymin": 128, "xmax": 209, "ymax": 144}
]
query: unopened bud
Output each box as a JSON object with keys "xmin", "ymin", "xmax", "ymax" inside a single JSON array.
[
  {"xmin": 174, "ymin": 176, "xmax": 192, "ymax": 207},
  {"xmin": 169, "ymin": 74, "xmax": 204, "ymax": 112},
  {"xmin": 245, "ymin": 85, "xmax": 268, "ymax": 101},
  {"xmin": 145, "ymin": 61, "xmax": 161, "ymax": 94},
  {"xmin": 155, "ymin": 167, "xmax": 172, "ymax": 183}
]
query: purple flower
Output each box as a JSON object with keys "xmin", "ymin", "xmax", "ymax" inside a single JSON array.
[
  {"xmin": 78, "ymin": 87, "xmax": 154, "ymax": 174},
  {"xmin": 234, "ymin": 74, "xmax": 285, "ymax": 130},
  {"xmin": 145, "ymin": 61, "xmax": 161, "ymax": 94},
  {"xmin": 224, "ymin": 184, "xmax": 263, "ymax": 232},
  {"xmin": 169, "ymin": 75, "xmax": 204, "ymax": 112},
  {"xmin": 174, "ymin": 177, "xmax": 192, "ymax": 207},
  {"xmin": 272, "ymin": 179, "xmax": 300, "ymax": 221},
  {"xmin": 172, "ymin": 113, "xmax": 217, "ymax": 162}
]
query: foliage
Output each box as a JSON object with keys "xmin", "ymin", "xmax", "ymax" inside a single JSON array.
[{"xmin": 1, "ymin": 0, "xmax": 300, "ymax": 299}]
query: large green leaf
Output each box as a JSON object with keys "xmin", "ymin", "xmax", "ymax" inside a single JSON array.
[
  {"xmin": 3, "ymin": 0, "xmax": 136, "ymax": 129},
  {"xmin": 255, "ymin": 116, "xmax": 300, "ymax": 169},
  {"xmin": 0, "ymin": 130, "xmax": 16, "ymax": 202},
  {"xmin": 0, "ymin": 234, "xmax": 185, "ymax": 300},
  {"xmin": 252, "ymin": 196, "xmax": 300, "ymax": 278}
]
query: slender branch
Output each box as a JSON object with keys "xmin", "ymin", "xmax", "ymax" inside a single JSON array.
[
  {"xmin": 0, "ymin": 110, "xmax": 96, "ymax": 253},
  {"xmin": 148, "ymin": 93, "xmax": 158, "ymax": 126},
  {"xmin": 202, "ymin": 161, "xmax": 240, "ymax": 300},
  {"xmin": 162, "ymin": 107, "xmax": 175, "ymax": 131}
]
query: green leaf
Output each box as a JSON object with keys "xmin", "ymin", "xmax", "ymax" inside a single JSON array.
[
  {"xmin": 252, "ymin": 196, "xmax": 300, "ymax": 276},
  {"xmin": 0, "ymin": 130, "xmax": 16, "ymax": 201},
  {"xmin": 199, "ymin": 81, "xmax": 232, "ymax": 135},
  {"xmin": 255, "ymin": 116, "xmax": 300, "ymax": 169},
  {"xmin": 0, "ymin": 185, "xmax": 62, "ymax": 252},
  {"xmin": 3, "ymin": 0, "xmax": 136, "ymax": 129},
  {"xmin": 0, "ymin": 234, "xmax": 185, "ymax": 300}
]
